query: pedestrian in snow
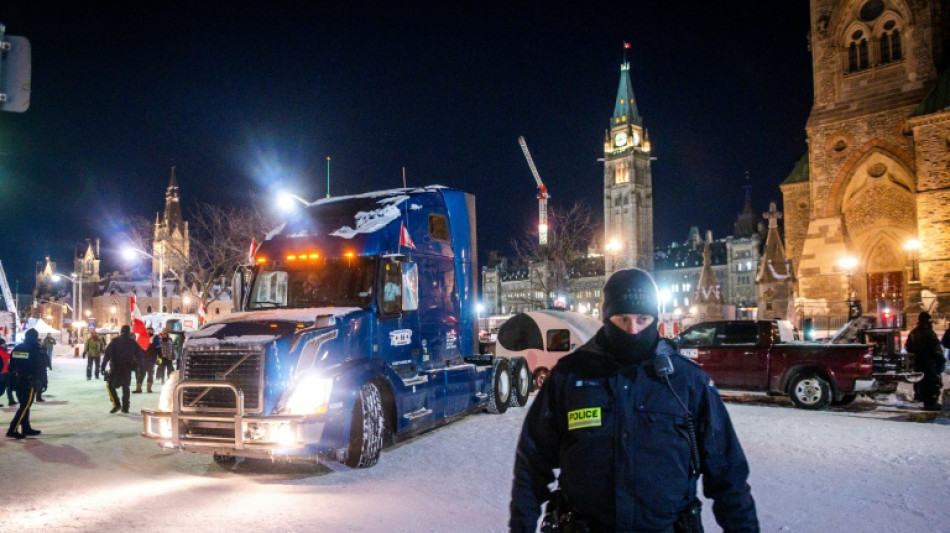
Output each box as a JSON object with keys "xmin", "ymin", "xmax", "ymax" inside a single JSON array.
[
  {"xmin": 102, "ymin": 325, "xmax": 144, "ymax": 414},
  {"xmin": 906, "ymin": 311, "xmax": 946, "ymax": 411},
  {"xmin": 155, "ymin": 329, "xmax": 176, "ymax": 384},
  {"xmin": 6, "ymin": 328, "xmax": 47, "ymax": 439},
  {"xmin": 134, "ymin": 327, "xmax": 158, "ymax": 394},
  {"xmin": 509, "ymin": 268, "xmax": 759, "ymax": 533},
  {"xmin": 0, "ymin": 338, "xmax": 13, "ymax": 407},
  {"xmin": 42, "ymin": 333, "xmax": 55, "ymax": 370},
  {"xmin": 84, "ymin": 330, "xmax": 105, "ymax": 380}
]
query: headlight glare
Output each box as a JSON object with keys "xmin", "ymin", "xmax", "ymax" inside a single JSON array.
[{"xmin": 284, "ymin": 374, "xmax": 334, "ymax": 415}]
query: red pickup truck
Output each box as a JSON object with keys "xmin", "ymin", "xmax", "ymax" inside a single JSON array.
[{"xmin": 677, "ymin": 320, "xmax": 876, "ymax": 410}]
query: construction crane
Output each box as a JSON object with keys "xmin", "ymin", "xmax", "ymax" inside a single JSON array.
[
  {"xmin": 0, "ymin": 260, "xmax": 20, "ymax": 341},
  {"xmin": 517, "ymin": 136, "xmax": 550, "ymax": 245}
]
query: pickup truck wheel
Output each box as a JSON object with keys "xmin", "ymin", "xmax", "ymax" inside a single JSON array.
[
  {"xmin": 343, "ymin": 382, "xmax": 384, "ymax": 468},
  {"xmin": 533, "ymin": 368, "xmax": 550, "ymax": 390},
  {"xmin": 831, "ymin": 393, "xmax": 857, "ymax": 406},
  {"xmin": 789, "ymin": 373, "xmax": 832, "ymax": 410},
  {"xmin": 508, "ymin": 357, "xmax": 531, "ymax": 407},
  {"xmin": 487, "ymin": 359, "xmax": 511, "ymax": 414}
]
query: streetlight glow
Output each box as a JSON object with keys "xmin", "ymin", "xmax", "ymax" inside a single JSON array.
[
  {"xmin": 125, "ymin": 246, "xmax": 165, "ymax": 314},
  {"xmin": 277, "ymin": 191, "xmax": 311, "ymax": 212}
]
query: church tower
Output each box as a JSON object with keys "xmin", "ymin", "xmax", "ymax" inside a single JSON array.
[
  {"xmin": 153, "ymin": 166, "xmax": 190, "ymax": 277},
  {"xmin": 603, "ymin": 56, "xmax": 654, "ymax": 275}
]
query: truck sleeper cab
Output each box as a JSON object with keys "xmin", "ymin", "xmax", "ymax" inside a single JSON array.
[{"xmin": 142, "ymin": 186, "xmax": 524, "ymax": 467}]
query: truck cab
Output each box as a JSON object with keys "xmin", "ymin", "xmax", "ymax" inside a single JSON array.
[{"xmin": 142, "ymin": 187, "xmax": 522, "ymax": 467}]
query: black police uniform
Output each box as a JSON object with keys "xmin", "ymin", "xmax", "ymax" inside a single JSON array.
[
  {"xmin": 906, "ymin": 313, "xmax": 945, "ymax": 410},
  {"xmin": 102, "ymin": 331, "xmax": 144, "ymax": 413},
  {"xmin": 7, "ymin": 329, "xmax": 48, "ymax": 439},
  {"xmin": 510, "ymin": 332, "xmax": 758, "ymax": 532}
]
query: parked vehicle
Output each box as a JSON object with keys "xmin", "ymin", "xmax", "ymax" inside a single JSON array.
[
  {"xmin": 677, "ymin": 319, "xmax": 876, "ymax": 409},
  {"xmin": 494, "ymin": 309, "xmax": 601, "ymax": 388},
  {"xmin": 142, "ymin": 186, "xmax": 528, "ymax": 467},
  {"xmin": 828, "ymin": 315, "xmax": 923, "ymax": 395}
]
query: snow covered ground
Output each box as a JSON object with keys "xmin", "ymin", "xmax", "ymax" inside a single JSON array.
[{"xmin": 2, "ymin": 353, "xmax": 949, "ymax": 533}]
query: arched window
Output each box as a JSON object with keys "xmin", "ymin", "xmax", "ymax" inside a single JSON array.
[
  {"xmin": 879, "ymin": 20, "xmax": 902, "ymax": 64},
  {"xmin": 147, "ymin": 305, "xmax": 152, "ymax": 313},
  {"xmin": 848, "ymin": 29, "xmax": 870, "ymax": 72}
]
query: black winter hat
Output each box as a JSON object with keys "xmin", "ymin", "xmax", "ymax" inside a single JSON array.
[
  {"xmin": 602, "ymin": 268, "xmax": 659, "ymax": 319},
  {"xmin": 24, "ymin": 328, "xmax": 38, "ymax": 342},
  {"xmin": 919, "ymin": 311, "xmax": 932, "ymax": 324}
]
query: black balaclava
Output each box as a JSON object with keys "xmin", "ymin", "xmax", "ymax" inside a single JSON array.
[
  {"xmin": 24, "ymin": 328, "xmax": 39, "ymax": 344},
  {"xmin": 601, "ymin": 268, "xmax": 660, "ymax": 365}
]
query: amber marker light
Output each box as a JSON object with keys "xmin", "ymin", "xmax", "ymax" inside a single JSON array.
[
  {"xmin": 255, "ymin": 257, "xmax": 267, "ymax": 264},
  {"xmin": 344, "ymin": 252, "xmax": 355, "ymax": 258},
  {"xmin": 287, "ymin": 254, "xmax": 297, "ymax": 261},
  {"xmin": 308, "ymin": 253, "xmax": 320, "ymax": 259}
]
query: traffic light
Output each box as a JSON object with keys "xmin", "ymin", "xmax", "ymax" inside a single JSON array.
[{"xmin": 0, "ymin": 23, "xmax": 31, "ymax": 113}]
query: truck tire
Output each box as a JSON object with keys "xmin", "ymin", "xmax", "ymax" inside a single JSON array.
[
  {"xmin": 831, "ymin": 393, "xmax": 857, "ymax": 406},
  {"xmin": 789, "ymin": 373, "xmax": 832, "ymax": 410},
  {"xmin": 508, "ymin": 357, "xmax": 531, "ymax": 407},
  {"xmin": 343, "ymin": 382, "xmax": 385, "ymax": 468},
  {"xmin": 487, "ymin": 359, "xmax": 512, "ymax": 414}
]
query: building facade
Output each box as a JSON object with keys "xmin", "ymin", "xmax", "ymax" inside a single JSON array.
[{"xmin": 783, "ymin": 0, "xmax": 950, "ymax": 320}]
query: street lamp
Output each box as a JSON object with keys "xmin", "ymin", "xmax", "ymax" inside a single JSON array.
[
  {"xmin": 277, "ymin": 191, "xmax": 312, "ymax": 212},
  {"xmin": 125, "ymin": 247, "xmax": 164, "ymax": 314},
  {"xmin": 658, "ymin": 288, "xmax": 672, "ymax": 315},
  {"xmin": 903, "ymin": 239, "xmax": 921, "ymax": 282},
  {"xmin": 838, "ymin": 256, "xmax": 858, "ymax": 299}
]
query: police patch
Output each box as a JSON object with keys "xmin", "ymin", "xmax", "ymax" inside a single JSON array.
[
  {"xmin": 567, "ymin": 407, "xmax": 601, "ymax": 430},
  {"xmin": 11, "ymin": 350, "xmax": 29, "ymax": 359}
]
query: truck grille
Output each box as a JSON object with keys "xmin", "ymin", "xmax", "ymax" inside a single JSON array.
[{"xmin": 182, "ymin": 347, "xmax": 264, "ymax": 412}]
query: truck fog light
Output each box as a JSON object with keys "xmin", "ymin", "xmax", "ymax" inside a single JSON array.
[
  {"xmin": 158, "ymin": 419, "xmax": 173, "ymax": 439},
  {"xmin": 245, "ymin": 423, "xmax": 266, "ymax": 441}
]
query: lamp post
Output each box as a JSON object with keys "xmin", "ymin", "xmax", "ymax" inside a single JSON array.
[
  {"xmin": 903, "ymin": 239, "xmax": 924, "ymax": 319},
  {"xmin": 838, "ymin": 256, "xmax": 859, "ymax": 318},
  {"xmin": 903, "ymin": 239, "xmax": 920, "ymax": 282},
  {"xmin": 658, "ymin": 288, "xmax": 672, "ymax": 315},
  {"xmin": 125, "ymin": 247, "xmax": 164, "ymax": 314},
  {"xmin": 52, "ymin": 273, "xmax": 82, "ymax": 338},
  {"xmin": 605, "ymin": 237, "xmax": 622, "ymax": 275}
]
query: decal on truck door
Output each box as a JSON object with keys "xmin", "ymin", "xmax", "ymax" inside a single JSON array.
[{"xmin": 390, "ymin": 329, "xmax": 412, "ymax": 346}]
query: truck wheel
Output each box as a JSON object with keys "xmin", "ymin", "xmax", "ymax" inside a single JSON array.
[
  {"xmin": 343, "ymin": 382, "xmax": 384, "ymax": 468},
  {"xmin": 213, "ymin": 453, "xmax": 236, "ymax": 465},
  {"xmin": 508, "ymin": 357, "xmax": 531, "ymax": 407},
  {"xmin": 831, "ymin": 393, "xmax": 857, "ymax": 406},
  {"xmin": 487, "ymin": 359, "xmax": 511, "ymax": 414},
  {"xmin": 789, "ymin": 373, "xmax": 832, "ymax": 410},
  {"xmin": 533, "ymin": 368, "xmax": 550, "ymax": 390}
]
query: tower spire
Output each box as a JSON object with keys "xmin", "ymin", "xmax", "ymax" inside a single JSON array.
[{"xmin": 612, "ymin": 58, "xmax": 641, "ymax": 128}]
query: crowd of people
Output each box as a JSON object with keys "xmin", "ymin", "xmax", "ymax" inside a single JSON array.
[{"xmin": 1, "ymin": 325, "xmax": 183, "ymax": 435}]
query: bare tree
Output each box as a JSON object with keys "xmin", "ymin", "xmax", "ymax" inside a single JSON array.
[
  {"xmin": 124, "ymin": 203, "xmax": 275, "ymax": 310},
  {"xmin": 508, "ymin": 201, "xmax": 599, "ymax": 310}
]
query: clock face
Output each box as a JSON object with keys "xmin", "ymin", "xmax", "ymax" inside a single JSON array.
[
  {"xmin": 615, "ymin": 132, "xmax": 628, "ymax": 147},
  {"xmin": 632, "ymin": 131, "xmax": 640, "ymax": 146}
]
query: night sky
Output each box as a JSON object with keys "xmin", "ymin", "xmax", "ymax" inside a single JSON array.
[{"xmin": 0, "ymin": 2, "xmax": 813, "ymax": 292}]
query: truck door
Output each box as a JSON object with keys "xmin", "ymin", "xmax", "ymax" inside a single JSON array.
[
  {"xmin": 376, "ymin": 258, "xmax": 432, "ymax": 431},
  {"xmin": 716, "ymin": 322, "xmax": 768, "ymax": 389}
]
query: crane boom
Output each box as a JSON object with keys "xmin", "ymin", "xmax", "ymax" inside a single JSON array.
[{"xmin": 517, "ymin": 136, "xmax": 550, "ymax": 245}]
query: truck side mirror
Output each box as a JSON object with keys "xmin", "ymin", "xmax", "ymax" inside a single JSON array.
[{"xmin": 231, "ymin": 267, "xmax": 246, "ymax": 312}]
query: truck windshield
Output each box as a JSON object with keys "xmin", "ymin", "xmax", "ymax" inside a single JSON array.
[{"xmin": 248, "ymin": 256, "xmax": 378, "ymax": 310}]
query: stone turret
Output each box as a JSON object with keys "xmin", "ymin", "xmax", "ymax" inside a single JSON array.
[
  {"xmin": 691, "ymin": 230, "xmax": 724, "ymax": 321},
  {"xmin": 757, "ymin": 202, "xmax": 796, "ymax": 321}
]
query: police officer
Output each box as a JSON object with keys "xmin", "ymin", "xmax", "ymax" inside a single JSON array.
[
  {"xmin": 510, "ymin": 269, "xmax": 758, "ymax": 533},
  {"xmin": 102, "ymin": 325, "xmax": 145, "ymax": 414},
  {"xmin": 6, "ymin": 328, "xmax": 47, "ymax": 439},
  {"xmin": 906, "ymin": 311, "xmax": 945, "ymax": 411}
]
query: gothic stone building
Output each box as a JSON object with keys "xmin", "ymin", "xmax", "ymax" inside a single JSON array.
[{"xmin": 783, "ymin": 0, "xmax": 950, "ymax": 317}]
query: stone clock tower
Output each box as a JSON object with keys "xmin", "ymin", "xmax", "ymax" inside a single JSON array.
[{"xmin": 604, "ymin": 61, "xmax": 654, "ymax": 275}]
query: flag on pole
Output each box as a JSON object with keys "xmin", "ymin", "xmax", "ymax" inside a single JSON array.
[
  {"xmin": 247, "ymin": 238, "xmax": 259, "ymax": 263},
  {"xmin": 129, "ymin": 294, "xmax": 150, "ymax": 350},
  {"xmin": 623, "ymin": 41, "xmax": 631, "ymax": 49},
  {"xmin": 399, "ymin": 222, "xmax": 416, "ymax": 249},
  {"xmin": 198, "ymin": 302, "xmax": 207, "ymax": 324}
]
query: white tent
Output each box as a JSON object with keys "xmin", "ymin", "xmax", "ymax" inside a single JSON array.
[{"xmin": 24, "ymin": 317, "xmax": 60, "ymax": 335}]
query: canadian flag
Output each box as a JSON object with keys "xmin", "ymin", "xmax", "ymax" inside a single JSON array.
[
  {"xmin": 247, "ymin": 238, "xmax": 259, "ymax": 263},
  {"xmin": 198, "ymin": 302, "xmax": 207, "ymax": 324},
  {"xmin": 129, "ymin": 294, "xmax": 151, "ymax": 350},
  {"xmin": 399, "ymin": 222, "xmax": 416, "ymax": 249}
]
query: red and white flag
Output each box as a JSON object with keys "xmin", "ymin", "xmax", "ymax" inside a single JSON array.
[
  {"xmin": 129, "ymin": 294, "xmax": 150, "ymax": 350},
  {"xmin": 399, "ymin": 222, "xmax": 416, "ymax": 249},
  {"xmin": 197, "ymin": 302, "xmax": 207, "ymax": 324},
  {"xmin": 623, "ymin": 41, "xmax": 631, "ymax": 49},
  {"xmin": 247, "ymin": 238, "xmax": 259, "ymax": 263}
]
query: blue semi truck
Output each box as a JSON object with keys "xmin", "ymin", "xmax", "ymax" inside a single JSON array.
[{"xmin": 142, "ymin": 186, "xmax": 531, "ymax": 467}]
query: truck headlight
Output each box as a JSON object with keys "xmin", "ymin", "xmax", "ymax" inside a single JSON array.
[
  {"xmin": 158, "ymin": 370, "xmax": 181, "ymax": 412},
  {"xmin": 284, "ymin": 374, "xmax": 334, "ymax": 415}
]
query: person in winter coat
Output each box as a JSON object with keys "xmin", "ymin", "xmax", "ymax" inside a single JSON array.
[
  {"xmin": 42, "ymin": 333, "xmax": 55, "ymax": 369},
  {"xmin": 155, "ymin": 329, "xmax": 177, "ymax": 383},
  {"xmin": 906, "ymin": 311, "xmax": 946, "ymax": 411},
  {"xmin": 510, "ymin": 268, "xmax": 759, "ymax": 533},
  {"xmin": 84, "ymin": 330, "xmax": 105, "ymax": 380},
  {"xmin": 135, "ymin": 327, "xmax": 158, "ymax": 393},
  {"xmin": 0, "ymin": 338, "xmax": 14, "ymax": 407},
  {"xmin": 6, "ymin": 328, "xmax": 47, "ymax": 439},
  {"xmin": 102, "ymin": 325, "xmax": 145, "ymax": 414}
]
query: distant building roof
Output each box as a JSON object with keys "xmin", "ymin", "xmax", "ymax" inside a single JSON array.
[{"xmin": 781, "ymin": 152, "xmax": 809, "ymax": 185}]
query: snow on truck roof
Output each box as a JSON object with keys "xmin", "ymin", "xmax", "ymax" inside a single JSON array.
[{"xmin": 265, "ymin": 185, "xmax": 453, "ymax": 241}]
